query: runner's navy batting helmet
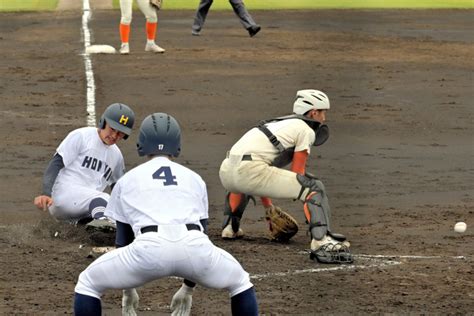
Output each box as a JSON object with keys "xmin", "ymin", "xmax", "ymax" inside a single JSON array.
[
  {"xmin": 99, "ymin": 103, "xmax": 135, "ymax": 139},
  {"xmin": 137, "ymin": 113, "xmax": 181, "ymax": 157}
]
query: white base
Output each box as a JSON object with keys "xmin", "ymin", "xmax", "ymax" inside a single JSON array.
[{"xmin": 85, "ymin": 44, "xmax": 116, "ymax": 54}]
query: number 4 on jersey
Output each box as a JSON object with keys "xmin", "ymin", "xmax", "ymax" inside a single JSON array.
[{"xmin": 152, "ymin": 166, "xmax": 178, "ymax": 186}]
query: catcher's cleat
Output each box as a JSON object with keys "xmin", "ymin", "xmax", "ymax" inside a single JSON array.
[
  {"xmin": 310, "ymin": 243, "xmax": 353, "ymax": 264},
  {"xmin": 191, "ymin": 30, "xmax": 201, "ymax": 36},
  {"xmin": 119, "ymin": 43, "xmax": 130, "ymax": 55},
  {"xmin": 145, "ymin": 42, "xmax": 165, "ymax": 53},
  {"xmin": 311, "ymin": 235, "xmax": 350, "ymax": 252},
  {"xmin": 221, "ymin": 223, "xmax": 244, "ymax": 239}
]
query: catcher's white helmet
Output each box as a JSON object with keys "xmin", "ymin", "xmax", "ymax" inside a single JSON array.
[{"xmin": 293, "ymin": 89, "xmax": 330, "ymax": 115}]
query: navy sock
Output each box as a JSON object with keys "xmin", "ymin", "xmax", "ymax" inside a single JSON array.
[
  {"xmin": 74, "ymin": 293, "xmax": 101, "ymax": 316},
  {"xmin": 231, "ymin": 287, "xmax": 258, "ymax": 316}
]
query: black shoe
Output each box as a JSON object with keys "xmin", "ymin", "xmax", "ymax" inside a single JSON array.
[{"xmin": 247, "ymin": 25, "xmax": 261, "ymax": 37}]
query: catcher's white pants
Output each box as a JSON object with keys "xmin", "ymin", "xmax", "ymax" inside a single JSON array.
[
  {"xmin": 75, "ymin": 225, "xmax": 253, "ymax": 298},
  {"xmin": 120, "ymin": 0, "xmax": 157, "ymax": 24},
  {"xmin": 49, "ymin": 184, "xmax": 109, "ymax": 221},
  {"xmin": 219, "ymin": 155, "xmax": 303, "ymax": 201}
]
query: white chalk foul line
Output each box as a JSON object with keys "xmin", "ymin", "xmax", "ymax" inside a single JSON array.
[
  {"xmin": 355, "ymin": 254, "xmax": 466, "ymax": 260},
  {"xmin": 82, "ymin": 0, "xmax": 96, "ymax": 127},
  {"xmin": 250, "ymin": 252, "xmax": 467, "ymax": 280},
  {"xmin": 250, "ymin": 257, "xmax": 400, "ymax": 280}
]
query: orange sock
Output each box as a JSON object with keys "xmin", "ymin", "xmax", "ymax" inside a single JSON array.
[
  {"xmin": 120, "ymin": 23, "xmax": 130, "ymax": 43},
  {"xmin": 260, "ymin": 197, "xmax": 272, "ymax": 208},
  {"xmin": 229, "ymin": 193, "xmax": 243, "ymax": 212},
  {"xmin": 146, "ymin": 21, "xmax": 157, "ymax": 41},
  {"xmin": 303, "ymin": 192, "xmax": 317, "ymax": 222}
]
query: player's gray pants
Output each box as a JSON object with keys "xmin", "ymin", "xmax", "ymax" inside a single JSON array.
[{"xmin": 192, "ymin": 0, "xmax": 257, "ymax": 32}]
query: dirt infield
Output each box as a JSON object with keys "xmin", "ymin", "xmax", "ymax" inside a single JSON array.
[{"xmin": 1, "ymin": 8, "xmax": 473, "ymax": 315}]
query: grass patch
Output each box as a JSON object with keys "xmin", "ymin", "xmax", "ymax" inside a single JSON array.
[
  {"xmin": 112, "ymin": 0, "xmax": 474, "ymax": 9},
  {"xmin": 0, "ymin": 0, "xmax": 58, "ymax": 11},
  {"xmin": 1, "ymin": 0, "xmax": 472, "ymax": 11}
]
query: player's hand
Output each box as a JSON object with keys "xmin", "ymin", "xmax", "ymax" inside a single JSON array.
[
  {"xmin": 33, "ymin": 195, "xmax": 53, "ymax": 211},
  {"xmin": 170, "ymin": 283, "xmax": 194, "ymax": 316},
  {"xmin": 122, "ymin": 288, "xmax": 139, "ymax": 316}
]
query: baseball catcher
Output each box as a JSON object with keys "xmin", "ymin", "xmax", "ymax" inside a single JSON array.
[{"xmin": 219, "ymin": 89, "xmax": 353, "ymax": 263}]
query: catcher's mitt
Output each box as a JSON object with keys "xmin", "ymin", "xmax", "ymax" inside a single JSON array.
[
  {"xmin": 310, "ymin": 243, "xmax": 353, "ymax": 264},
  {"xmin": 265, "ymin": 205, "xmax": 298, "ymax": 242},
  {"xmin": 150, "ymin": 0, "xmax": 162, "ymax": 10}
]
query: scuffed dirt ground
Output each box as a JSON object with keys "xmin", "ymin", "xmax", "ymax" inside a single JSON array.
[{"xmin": 0, "ymin": 9, "xmax": 473, "ymax": 315}]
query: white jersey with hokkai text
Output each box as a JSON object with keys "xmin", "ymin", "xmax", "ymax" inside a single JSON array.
[{"xmin": 49, "ymin": 127, "xmax": 125, "ymax": 220}]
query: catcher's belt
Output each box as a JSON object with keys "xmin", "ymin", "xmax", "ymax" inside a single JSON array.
[
  {"xmin": 225, "ymin": 151, "xmax": 253, "ymax": 161},
  {"xmin": 226, "ymin": 152, "xmax": 254, "ymax": 163}
]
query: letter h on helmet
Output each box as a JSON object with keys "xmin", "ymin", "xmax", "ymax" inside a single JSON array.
[{"xmin": 99, "ymin": 103, "xmax": 135, "ymax": 139}]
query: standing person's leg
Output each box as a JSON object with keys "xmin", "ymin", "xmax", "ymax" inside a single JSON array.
[
  {"xmin": 229, "ymin": 0, "xmax": 260, "ymax": 36},
  {"xmin": 119, "ymin": 0, "xmax": 133, "ymax": 54},
  {"xmin": 137, "ymin": 0, "xmax": 165, "ymax": 53},
  {"xmin": 192, "ymin": 0, "xmax": 213, "ymax": 35}
]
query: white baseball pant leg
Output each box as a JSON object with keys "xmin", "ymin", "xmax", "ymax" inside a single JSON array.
[
  {"xmin": 49, "ymin": 185, "xmax": 109, "ymax": 221},
  {"xmin": 219, "ymin": 158, "xmax": 303, "ymax": 201},
  {"xmin": 75, "ymin": 225, "xmax": 253, "ymax": 299}
]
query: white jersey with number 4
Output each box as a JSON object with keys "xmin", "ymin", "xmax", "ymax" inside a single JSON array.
[
  {"xmin": 105, "ymin": 156, "xmax": 208, "ymax": 234},
  {"xmin": 74, "ymin": 156, "xmax": 253, "ymax": 299}
]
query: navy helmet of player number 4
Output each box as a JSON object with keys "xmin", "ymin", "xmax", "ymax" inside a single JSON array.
[{"xmin": 136, "ymin": 112, "xmax": 181, "ymax": 157}]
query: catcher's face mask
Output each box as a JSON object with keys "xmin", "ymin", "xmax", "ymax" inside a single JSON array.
[
  {"xmin": 302, "ymin": 119, "xmax": 329, "ymax": 147},
  {"xmin": 314, "ymin": 124, "xmax": 329, "ymax": 146}
]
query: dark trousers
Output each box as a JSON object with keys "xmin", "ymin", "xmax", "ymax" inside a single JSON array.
[{"xmin": 192, "ymin": 0, "xmax": 257, "ymax": 31}]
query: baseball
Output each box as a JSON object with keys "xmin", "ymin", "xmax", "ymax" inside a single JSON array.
[{"xmin": 454, "ymin": 222, "xmax": 467, "ymax": 233}]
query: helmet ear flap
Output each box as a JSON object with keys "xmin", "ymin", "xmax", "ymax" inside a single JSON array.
[{"xmin": 99, "ymin": 115, "xmax": 106, "ymax": 129}]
